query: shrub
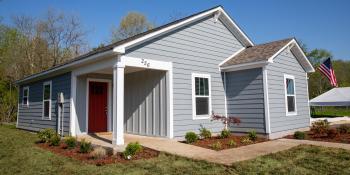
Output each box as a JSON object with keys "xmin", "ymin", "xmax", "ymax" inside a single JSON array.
[
  {"xmin": 228, "ymin": 140, "xmax": 236, "ymax": 147},
  {"xmin": 240, "ymin": 137, "xmax": 253, "ymax": 144},
  {"xmin": 37, "ymin": 128, "xmax": 55, "ymax": 143},
  {"xmin": 49, "ymin": 134, "xmax": 61, "ymax": 146},
  {"xmin": 90, "ymin": 146, "xmax": 107, "ymax": 159},
  {"xmin": 123, "ymin": 142, "xmax": 143, "ymax": 159},
  {"xmin": 79, "ymin": 139, "xmax": 92, "ymax": 153},
  {"xmin": 211, "ymin": 113, "xmax": 241, "ymax": 129},
  {"xmin": 199, "ymin": 125, "xmax": 212, "ymax": 139},
  {"xmin": 185, "ymin": 132, "xmax": 198, "ymax": 143},
  {"xmin": 64, "ymin": 136, "xmax": 77, "ymax": 149},
  {"xmin": 337, "ymin": 124, "xmax": 350, "ymax": 134},
  {"xmin": 247, "ymin": 130, "xmax": 257, "ymax": 141},
  {"xmin": 327, "ymin": 128, "xmax": 339, "ymax": 139},
  {"xmin": 311, "ymin": 120, "xmax": 330, "ymax": 136},
  {"xmin": 211, "ymin": 141, "xmax": 222, "ymax": 150},
  {"xmin": 294, "ymin": 131, "xmax": 306, "ymax": 139},
  {"xmin": 220, "ymin": 129, "xmax": 230, "ymax": 139}
]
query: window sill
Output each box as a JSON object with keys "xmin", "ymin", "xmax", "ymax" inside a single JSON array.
[
  {"xmin": 42, "ymin": 118, "xmax": 51, "ymax": 121},
  {"xmin": 193, "ymin": 115, "xmax": 210, "ymax": 120},
  {"xmin": 286, "ymin": 112, "xmax": 297, "ymax": 116}
]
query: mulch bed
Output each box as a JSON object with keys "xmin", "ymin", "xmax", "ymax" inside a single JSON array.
[
  {"xmin": 36, "ymin": 143, "xmax": 159, "ymax": 165},
  {"xmin": 187, "ymin": 135, "xmax": 268, "ymax": 151},
  {"xmin": 285, "ymin": 131, "xmax": 350, "ymax": 144}
]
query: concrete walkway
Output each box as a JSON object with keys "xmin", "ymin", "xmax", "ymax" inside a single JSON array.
[{"xmin": 78, "ymin": 134, "xmax": 350, "ymax": 166}]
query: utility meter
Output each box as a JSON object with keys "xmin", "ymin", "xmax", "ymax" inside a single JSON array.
[{"xmin": 58, "ymin": 92, "xmax": 64, "ymax": 104}]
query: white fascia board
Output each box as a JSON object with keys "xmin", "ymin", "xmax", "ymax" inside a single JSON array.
[
  {"xmin": 218, "ymin": 47, "xmax": 246, "ymax": 67},
  {"xmin": 220, "ymin": 61, "xmax": 268, "ymax": 72},
  {"xmin": 267, "ymin": 39, "xmax": 295, "ymax": 63},
  {"xmin": 293, "ymin": 40, "xmax": 315, "ymax": 73},
  {"xmin": 113, "ymin": 7, "xmax": 254, "ymax": 53}
]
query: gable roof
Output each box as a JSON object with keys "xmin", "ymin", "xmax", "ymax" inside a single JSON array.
[{"xmin": 220, "ymin": 38, "xmax": 315, "ymax": 72}]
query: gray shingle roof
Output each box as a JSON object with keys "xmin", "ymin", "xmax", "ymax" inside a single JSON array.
[{"xmin": 221, "ymin": 38, "xmax": 293, "ymax": 67}]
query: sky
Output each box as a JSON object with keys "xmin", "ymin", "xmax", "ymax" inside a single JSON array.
[{"xmin": 1, "ymin": 0, "xmax": 350, "ymax": 60}]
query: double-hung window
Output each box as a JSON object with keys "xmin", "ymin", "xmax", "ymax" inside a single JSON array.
[
  {"xmin": 22, "ymin": 86, "xmax": 29, "ymax": 107},
  {"xmin": 284, "ymin": 74, "xmax": 297, "ymax": 115},
  {"xmin": 192, "ymin": 73, "xmax": 211, "ymax": 119},
  {"xmin": 42, "ymin": 81, "xmax": 52, "ymax": 120}
]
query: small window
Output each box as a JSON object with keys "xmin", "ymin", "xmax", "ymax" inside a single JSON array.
[
  {"xmin": 192, "ymin": 73, "xmax": 211, "ymax": 119},
  {"xmin": 22, "ymin": 87, "xmax": 29, "ymax": 106},
  {"xmin": 284, "ymin": 75, "xmax": 297, "ymax": 115},
  {"xmin": 42, "ymin": 81, "xmax": 52, "ymax": 120}
]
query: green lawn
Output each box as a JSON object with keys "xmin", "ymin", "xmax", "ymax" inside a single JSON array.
[
  {"xmin": 1, "ymin": 124, "xmax": 350, "ymax": 175},
  {"xmin": 311, "ymin": 106, "xmax": 350, "ymax": 118}
]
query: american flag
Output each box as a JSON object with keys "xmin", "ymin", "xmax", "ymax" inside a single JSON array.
[{"xmin": 318, "ymin": 57, "xmax": 338, "ymax": 87}]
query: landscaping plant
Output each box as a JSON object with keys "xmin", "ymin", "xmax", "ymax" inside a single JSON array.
[
  {"xmin": 199, "ymin": 124, "xmax": 212, "ymax": 139},
  {"xmin": 64, "ymin": 136, "xmax": 77, "ymax": 149},
  {"xmin": 228, "ymin": 140, "xmax": 236, "ymax": 147},
  {"xmin": 311, "ymin": 120, "xmax": 330, "ymax": 137},
  {"xmin": 220, "ymin": 129, "xmax": 230, "ymax": 138},
  {"xmin": 185, "ymin": 132, "xmax": 198, "ymax": 143},
  {"xmin": 247, "ymin": 130, "xmax": 257, "ymax": 141},
  {"xmin": 123, "ymin": 142, "xmax": 143, "ymax": 159},
  {"xmin": 79, "ymin": 139, "xmax": 92, "ymax": 153},
  {"xmin": 294, "ymin": 131, "xmax": 306, "ymax": 139},
  {"xmin": 210, "ymin": 141, "xmax": 222, "ymax": 150},
  {"xmin": 90, "ymin": 146, "xmax": 107, "ymax": 159},
  {"xmin": 37, "ymin": 128, "xmax": 56, "ymax": 143},
  {"xmin": 211, "ymin": 112, "xmax": 240, "ymax": 130},
  {"xmin": 240, "ymin": 137, "xmax": 253, "ymax": 144},
  {"xmin": 337, "ymin": 124, "xmax": 350, "ymax": 134},
  {"xmin": 49, "ymin": 134, "xmax": 61, "ymax": 146}
]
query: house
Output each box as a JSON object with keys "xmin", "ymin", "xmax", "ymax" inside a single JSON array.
[{"xmin": 16, "ymin": 6, "xmax": 314, "ymax": 146}]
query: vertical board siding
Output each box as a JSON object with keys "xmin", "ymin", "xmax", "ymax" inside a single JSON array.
[
  {"xmin": 125, "ymin": 15, "xmax": 245, "ymax": 137},
  {"xmin": 124, "ymin": 70, "xmax": 168, "ymax": 137},
  {"xmin": 17, "ymin": 72, "xmax": 71, "ymax": 135},
  {"xmin": 225, "ymin": 68, "xmax": 266, "ymax": 133},
  {"xmin": 267, "ymin": 49, "xmax": 310, "ymax": 133}
]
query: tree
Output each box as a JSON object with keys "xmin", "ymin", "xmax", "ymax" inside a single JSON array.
[{"xmin": 111, "ymin": 12, "xmax": 153, "ymax": 42}]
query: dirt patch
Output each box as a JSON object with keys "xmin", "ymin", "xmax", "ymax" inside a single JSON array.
[
  {"xmin": 37, "ymin": 143, "xmax": 159, "ymax": 165},
  {"xmin": 185, "ymin": 135, "xmax": 268, "ymax": 151},
  {"xmin": 285, "ymin": 131, "xmax": 350, "ymax": 144}
]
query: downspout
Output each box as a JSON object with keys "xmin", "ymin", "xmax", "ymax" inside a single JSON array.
[{"xmin": 223, "ymin": 71, "xmax": 228, "ymax": 130}]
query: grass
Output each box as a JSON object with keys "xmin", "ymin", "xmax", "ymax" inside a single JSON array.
[
  {"xmin": 311, "ymin": 106, "xmax": 350, "ymax": 118},
  {"xmin": 1, "ymin": 124, "xmax": 350, "ymax": 174}
]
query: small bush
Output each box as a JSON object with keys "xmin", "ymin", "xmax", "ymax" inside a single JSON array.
[
  {"xmin": 211, "ymin": 141, "xmax": 222, "ymax": 150},
  {"xmin": 247, "ymin": 130, "xmax": 257, "ymax": 141},
  {"xmin": 185, "ymin": 132, "xmax": 198, "ymax": 143},
  {"xmin": 327, "ymin": 128, "xmax": 339, "ymax": 139},
  {"xmin": 123, "ymin": 142, "xmax": 143, "ymax": 159},
  {"xmin": 228, "ymin": 140, "xmax": 236, "ymax": 147},
  {"xmin": 220, "ymin": 129, "xmax": 230, "ymax": 139},
  {"xmin": 64, "ymin": 136, "xmax": 77, "ymax": 149},
  {"xmin": 49, "ymin": 134, "xmax": 61, "ymax": 146},
  {"xmin": 337, "ymin": 124, "xmax": 350, "ymax": 134},
  {"xmin": 311, "ymin": 120, "xmax": 330, "ymax": 136},
  {"xmin": 79, "ymin": 139, "xmax": 92, "ymax": 153},
  {"xmin": 240, "ymin": 137, "xmax": 253, "ymax": 144},
  {"xmin": 199, "ymin": 125, "xmax": 212, "ymax": 139},
  {"xmin": 38, "ymin": 128, "xmax": 55, "ymax": 143},
  {"xmin": 294, "ymin": 131, "xmax": 306, "ymax": 139},
  {"xmin": 90, "ymin": 146, "xmax": 107, "ymax": 159}
]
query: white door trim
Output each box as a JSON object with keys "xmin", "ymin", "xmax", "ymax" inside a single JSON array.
[{"xmin": 86, "ymin": 78, "xmax": 112, "ymax": 133}]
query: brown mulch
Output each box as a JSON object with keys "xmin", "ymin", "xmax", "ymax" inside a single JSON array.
[
  {"xmin": 36, "ymin": 143, "xmax": 159, "ymax": 166},
  {"xmin": 188, "ymin": 135, "xmax": 268, "ymax": 151},
  {"xmin": 285, "ymin": 131, "xmax": 350, "ymax": 144}
]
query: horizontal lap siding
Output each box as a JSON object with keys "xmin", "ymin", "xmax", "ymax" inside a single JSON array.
[
  {"xmin": 125, "ymin": 16, "xmax": 245, "ymax": 137},
  {"xmin": 267, "ymin": 49, "xmax": 310, "ymax": 133},
  {"xmin": 225, "ymin": 68, "xmax": 266, "ymax": 133},
  {"xmin": 17, "ymin": 72, "xmax": 71, "ymax": 135}
]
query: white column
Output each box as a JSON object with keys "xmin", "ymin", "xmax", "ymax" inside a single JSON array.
[
  {"xmin": 112, "ymin": 60, "xmax": 125, "ymax": 145},
  {"xmin": 70, "ymin": 74, "xmax": 77, "ymax": 136}
]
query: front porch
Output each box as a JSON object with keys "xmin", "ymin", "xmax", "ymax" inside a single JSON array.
[{"xmin": 70, "ymin": 55, "xmax": 173, "ymax": 146}]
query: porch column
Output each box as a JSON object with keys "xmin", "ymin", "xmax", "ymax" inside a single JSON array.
[{"xmin": 112, "ymin": 59, "xmax": 125, "ymax": 145}]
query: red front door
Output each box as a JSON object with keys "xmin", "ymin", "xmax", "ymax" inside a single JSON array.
[{"xmin": 88, "ymin": 81, "xmax": 108, "ymax": 133}]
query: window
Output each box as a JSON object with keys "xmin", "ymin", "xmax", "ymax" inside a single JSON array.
[
  {"xmin": 284, "ymin": 74, "xmax": 297, "ymax": 115},
  {"xmin": 192, "ymin": 73, "xmax": 211, "ymax": 119},
  {"xmin": 22, "ymin": 87, "xmax": 29, "ymax": 106},
  {"xmin": 42, "ymin": 81, "xmax": 52, "ymax": 120}
]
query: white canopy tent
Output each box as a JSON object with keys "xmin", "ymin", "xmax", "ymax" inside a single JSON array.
[{"xmin": 310, "ymin": 87, "xmax": 350, "ymax": 106}]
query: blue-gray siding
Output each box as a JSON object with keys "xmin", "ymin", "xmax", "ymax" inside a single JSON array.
[
  {"xmin": 225, "ymin": 68, "xmax": 266, "ymax": 133},
  {"xmin": 267, "ymin": 49, "xmax": 310, "ymax": 133},
  {"xmin": 17, "ymin": 72, "xmax": 71, "ymax": 135},
  {"xmin": 125, "ymin": 15, "xmax": 245, "ymax": 137}
]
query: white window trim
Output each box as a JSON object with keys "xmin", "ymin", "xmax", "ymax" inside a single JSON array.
[
  {"xmin": 192, "ymin": 73, "xmax": 212, "ymax": 120},
  {"xmin": 22, "ymin": 86, "xmax": 29, "ymax": 107},
  {"xmin": 284, "ymin": 74, "xmax": 297, "ymax": 116},
  {"xmin": 42, "ymin": 81, "xmax": 52, "ymax": 120}
]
